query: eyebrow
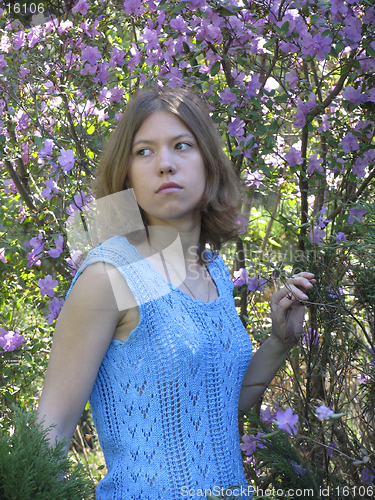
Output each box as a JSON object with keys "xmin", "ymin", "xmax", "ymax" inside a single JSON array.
[{"xmin": 132, "ymin": 133, "xmax": 196, "ymax": 148}]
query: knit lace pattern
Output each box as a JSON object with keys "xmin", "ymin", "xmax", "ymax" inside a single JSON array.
[{"xmin": 65, "ymin": 236, "xmax": 253, "ymax": 499}]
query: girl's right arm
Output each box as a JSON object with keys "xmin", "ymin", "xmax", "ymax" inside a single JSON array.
[{"xmin": 36, "ymin": 262, "xmax": 134, "ymax": 451}]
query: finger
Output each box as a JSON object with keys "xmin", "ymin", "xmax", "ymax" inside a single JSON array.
[
  {"xmin": 271, "ymin": 284, "xmax": 308, "ymax": 306},
  {"xmin": 285, "ymin": 283, "xmax": 309, "ymax": 301},
  {"xmin": 291, "ymin": 272, "xmax": 315, "ymax": 278},
  {"xmin": 287, "ymin": 276, "xmax": 315, "ymax": 290}
]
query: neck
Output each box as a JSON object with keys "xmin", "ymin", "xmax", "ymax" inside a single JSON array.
[{"xmin": 145, "ymin": 214, "xmax": 202, "ymax": 267}]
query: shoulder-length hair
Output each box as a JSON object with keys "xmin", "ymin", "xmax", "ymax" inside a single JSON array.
[{"xmin": 91, "ymin": 86, "xmax": 243, "ymax": 264}]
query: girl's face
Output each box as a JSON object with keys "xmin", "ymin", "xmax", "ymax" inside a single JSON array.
[{"xmin": 126, "ymin": 111, "xmax": 206, "ymax": 227}]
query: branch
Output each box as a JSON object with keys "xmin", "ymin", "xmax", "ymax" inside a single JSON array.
[
  {"xmin": 60, "ymin": 93, "xmax": 94, "ymax": 177},
  {"xmin": 310, "ymin": 49, "xmax": 357, "ymax": 120},
  {"xmin": 298, "ymin": 125, "xmax": 309, "ymax": 251},
  {"xmin": 326, "ymin": 165, "xmax": 375, "ymax": 221},
  {"xmin": 3, "ymin": 158, "xmax": 37, "ymax": 213},
  {"xmin": 261, "ymin": 189, "xmax": 281, "ymax": 257},
  {"xmin": 5, "ymin": 109, "xmax": 31, "ymax": 193}
]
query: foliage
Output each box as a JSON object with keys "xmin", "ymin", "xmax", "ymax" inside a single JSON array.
[
  {"xmin": 0, "ymin": 406, "xmax": 95, "ymax": 500},
  {"xmin": 0, "ymin": 0, "xmax": 374, "ymax": 496}
]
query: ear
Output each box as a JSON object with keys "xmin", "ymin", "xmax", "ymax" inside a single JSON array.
[{"xmin": 125, "ymin": 177, "xmax": 131, "ymax": 189}]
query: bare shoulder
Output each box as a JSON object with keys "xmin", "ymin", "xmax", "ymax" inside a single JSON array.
[
  {"xmin": 37, "ymin": 261, "xmax": 137, "ymax": 445},
  {"xmin": 68, "ymin": 261, "xmax": 137, "ymax": 319}
]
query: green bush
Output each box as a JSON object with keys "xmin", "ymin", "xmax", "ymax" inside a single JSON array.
[{"xmin": 0, "ymin": 406, "xmax": 95, "ymax": 500}]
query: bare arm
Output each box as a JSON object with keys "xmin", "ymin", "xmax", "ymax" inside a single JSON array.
[
  {"xmin": 238, "ymin": 272, "xmax": 316, "ymax": 412},
  {"xmin": 36, "ymin": 262, "xmax": 135, "ymax": 451}
]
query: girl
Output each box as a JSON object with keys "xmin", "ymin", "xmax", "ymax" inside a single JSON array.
[{"xmin": 37, "ymin": 87, "xmax": 315, "ymax": 499}]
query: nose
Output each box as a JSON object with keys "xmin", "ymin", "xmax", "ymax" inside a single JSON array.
[{"xmin": 157, "ymin": 147, "xmax": 176, "ymax": 175}]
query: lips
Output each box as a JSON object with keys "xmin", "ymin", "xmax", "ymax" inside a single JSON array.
[{"xmin": 156, "ymin": 181, "xmax": 182, "ymax": 193}]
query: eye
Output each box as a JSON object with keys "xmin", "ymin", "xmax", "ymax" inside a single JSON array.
[
  {"xmin": 136, "ymin": 148, "xmax": 151, "ymax": 156},
  {"xmin": 175, "ymin": 142, "xmax": 192, "ymax": 151}
]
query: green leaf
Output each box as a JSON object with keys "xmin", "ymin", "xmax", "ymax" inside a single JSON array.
[
  {"xmin": 263, "ymin": 36, "xmax": 278, "ymax": 49},
  {"xmin": 364, "ymin": 43, "xmax": 375, "ymax": 58},
  {"xmin": 275, "ymin": 94, "xmax": 288, "ymax": 103},
  {"xmin": 172, "ymin": 1, "xmax": 187, "ymax": 13},
  {"xmin": 280, "ymin": 21, "xmax": 290, "ymax": 36},
  {"xmin": 210, "ymin": 61, "xmax": 221, "ymax": 76},
  {"xmin": 24, "ymin": 352, "xmax": 33, "ymax": 363},
  {"xmin": 87, "ymin": 124, "xmax": 95, "ymax": 135}
]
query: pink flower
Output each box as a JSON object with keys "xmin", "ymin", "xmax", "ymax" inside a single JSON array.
[
  {"xmin": 341, "ymin": 15, "xmax": 362, "ymax": 45},
  {"xmin": 0, "ymin": 54, "xmax": 7, "ymax": 71},
  {"xmin": 123, "ymin": 0, "xmax": 146, "ymax": 16},
  {"xmin": 308, "ymin": 154, "xmax": 323, "ymax": 175},
  {"xmin": 317, "ymin": 114, "xmax": 330, "ymax": 133},
  {"xmin": 228, "ymin": 117, "xmax": 245, "ymax": 137},
  {"xmin": 316, "ymin": 404, "xmax": 335, "ymax": 421},
  {"xmin": 240, "ymin": 433, "xmax": 267, "ymax": 456},
  {"xmin": 348, "ymin": 207, "xmax": 367, "ymax": 224},
  {"xmin": 285, "ymin": 147, "xmax": 303, "ymax": 167},
  {"xmin": 219, "ymin": 87, "xmax": 237, "ymax": 106},
  {"xmin": 108, "ymin": 87, "xmax": 123, "ymax": 103},
  {"xmin": 286, "ymin": 69, "xmax": 298, "ymax": 89},
  {"xmin": 342, "ymin": 86, "xmax": 368, "ymax": 106},
  {"xmin": 275, "ymin": 408, "xmax": 299, "ymax": 435},
  {"xmin": 313, "ymin": 33, "xmax": 331, "ymax": 61},
  {"xmin": 13, "ymin": 31, "xmax": 26, "ymax": 50},
  {"xmin": 109, "ymin": 47, "xmax": 125, "ymax": 67},
  {"xmin": 293, "ymin": 104, "xmax": 307, "ymax": 129},
  {"xmin": 81, "ymin": 46, "xmax": 102, "ymax": 65},
  {"xmin": 246, "ymin": 74, "xmax": 261, "ymax": 97},
  {"xmin": 341, "ymin": 132, "xmax": 359, "ymax": 153},
  {"xmin": 261, "ymin": 407, "xmax": 275, "ymax": 423},
  {"xmin": 38, "ymin": 275, "xmax": 58, "ymax": 298},
  {"xmin": 360, "ymin": 468, "xmax": 375, "ymax": 486},
  {"xmin": 244, "ymin": 169, "xmax": 261, "ymax": 187},
  {"xmin": 318, "ymin": 204, "xmax": 330, "ymax": 229},
  {"xmin": 310, "ymin": 227, "xmax": 326, "ymax": 246},
  {"xmin": 326, "ymin": 286, "xmax": 343, "ymax": 298},
  {"xmin": 231, "ymin": 268, "xmax": 248, "ymax": 287},
  {"xmin": 4, "ymin": 179, "xmax": 17, "ymax": 194},
  {"xmin": 46, "ymin": 297, "xmax": 65, "ymax": 324},
  {"xmin": 0, "ymin": 328, "xmax": 26, "ymax": 352},
  {"xmin": 48, "ymin": 235, "xmax": 64, "ymax": 259},
  {"xmin": 195, "ymin": 18, "xmax": 223, "ymax": 44},
  {"xmin": 30, "ymin": 233, "xmax": 44, "ymax": 255},
  {"xmin": 41, "ymin": 179, "xmax": 59, "ymax": 201},
  {"xmin": 303, "ymin": 328, "xmax": 319, "ymax": 345},
  {"xmin": 236, "ymin": 214, "xmax": 248, "ymax": 235},
  {"xmin": 72, "ymin": 0, "xmax": 90, "ymax": 15},
  {"xmin": 39, "ymin": 139, "xmax": 54, "ymax": 157},
  {"xmin": 140, "ymin": 27, "xmax": 160, "ymax": 50},
  {"xmin": 0, "ymin": 248, "xmax": 7, "ymax": 264},
  {"xmin": 247, "ymin": 274, "xmax": 267, "ymax": 292},
  {"xmin": 353, "ymin": 156, "xmax": 366, "ymax": 178},
  {"xmin": 58, "ymin": 148, "xmax": 75, "ymax": 173},
  {"xmin": 17, "ymin": 203, "xmax": 27, "ymax": 223},
  {"xmin": 170, "ymin": 16, "xmax": 189, "ymax": 34}
]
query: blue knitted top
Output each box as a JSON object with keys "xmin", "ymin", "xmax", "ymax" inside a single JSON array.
[{"xmin": 65, "ymin": 236, "xmax": 252, "ymax": 500}]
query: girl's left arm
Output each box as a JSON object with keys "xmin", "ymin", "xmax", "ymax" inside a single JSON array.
[{"xmin": 238, "ymin": 272, "xmax": 316, "ymax": 412}]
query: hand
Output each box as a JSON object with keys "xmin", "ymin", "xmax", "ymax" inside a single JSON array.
[{"xmin": 270, "ymin": 272, "xmax": 316, "ymax": 347}]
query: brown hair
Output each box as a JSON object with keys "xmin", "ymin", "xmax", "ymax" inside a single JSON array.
[{"xmin": 91, "ymin": 86, "xmax": 242, "ymax": 264}]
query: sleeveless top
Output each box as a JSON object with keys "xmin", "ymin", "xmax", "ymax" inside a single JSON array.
[{"xmin": 65, "ymin": 236, "xmax": 253, "ymax": 500}]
